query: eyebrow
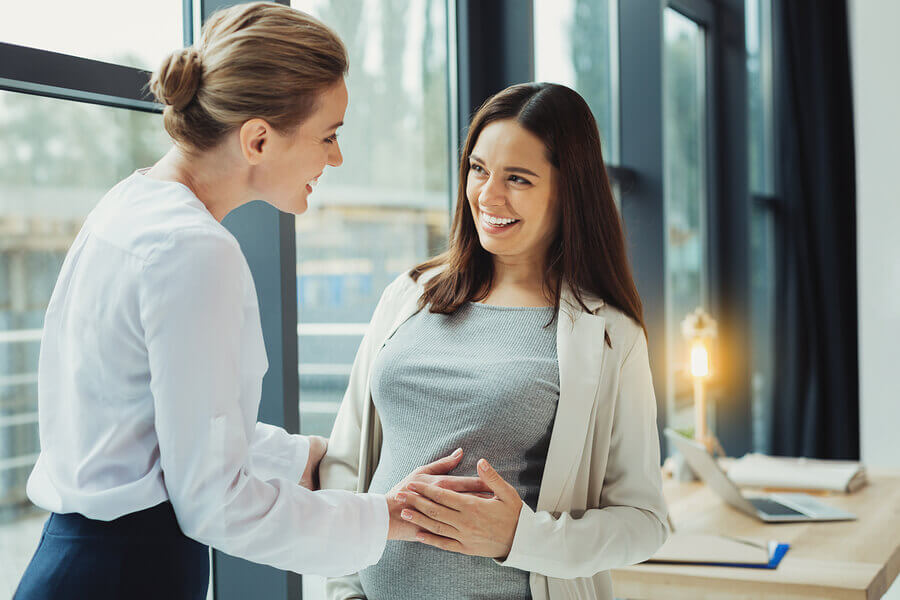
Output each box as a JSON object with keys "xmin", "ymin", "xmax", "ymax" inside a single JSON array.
[
  {"xmin": 469, "ymin": 154, "xmax": 540, "ymax": 178},
  {"xmin": 326, "ymin": 121, "xmax": 343, "ymax": 132}
]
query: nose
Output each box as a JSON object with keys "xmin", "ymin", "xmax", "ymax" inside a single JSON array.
[
  {"xmin": 477, "ymin": 174, "xmax": 506, "ymax": 209},
  {"xmin": 327, "ymin": 140, "xmax": 343, "ymax": 167}
]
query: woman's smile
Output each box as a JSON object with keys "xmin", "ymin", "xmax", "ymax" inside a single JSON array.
[
  {"xmin": 305, "ymin": 174, "xmax": 321, "ymax": 194},
  {"xmin": 478, "ymin": 211, "xmax": 522, "ymax": 235}
]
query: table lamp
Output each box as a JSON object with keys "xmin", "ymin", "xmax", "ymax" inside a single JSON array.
[{"xmin": 681, "ymin": 308, "xmax": 725, "ymax": 457}]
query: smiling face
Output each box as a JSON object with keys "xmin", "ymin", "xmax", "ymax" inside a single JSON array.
[
  {"xmin": 466, "ymin": 119, "xmax": 559, "ymax": 267},
  {"xmin": 253, "ymin": 79, "xmax": 348, "ymax": 215}
]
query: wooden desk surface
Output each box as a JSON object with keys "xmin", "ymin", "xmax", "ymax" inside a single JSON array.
[{"xmin": 610, "ymin": 469, "xmax": 900, "ymax": 599}]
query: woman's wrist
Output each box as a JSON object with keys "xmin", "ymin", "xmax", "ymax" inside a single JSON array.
[{"xmin": 299, "ymin": 435, "xmax": 327, "ymax": 490}]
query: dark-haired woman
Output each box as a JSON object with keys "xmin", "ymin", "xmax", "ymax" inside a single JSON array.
[{"xmin": 321, "ymin": 82, "xmax": 669, "ymax": 600}]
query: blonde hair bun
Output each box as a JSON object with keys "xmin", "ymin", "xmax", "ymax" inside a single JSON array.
[
  {"xmin": 148, "ymin": 2, "xmax": 347, "ymax": 151},
  {"xmin": 150, "ymin": 47, "xmax": 202, "ymax": 112}
]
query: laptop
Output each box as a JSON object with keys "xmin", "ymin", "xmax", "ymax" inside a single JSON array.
[{"xmin": 665, "ymin": 428, "xmax": 857, "ymax": 523}]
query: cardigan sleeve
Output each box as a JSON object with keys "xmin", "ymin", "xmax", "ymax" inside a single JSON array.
[{"xmin": 497, "ymin": 329, "xmax": 669, "ymax": 578}]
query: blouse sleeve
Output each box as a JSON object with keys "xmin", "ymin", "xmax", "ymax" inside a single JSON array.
[
  {"xmin": 248, "ymin": 422, "xmax": 310, "ymax": 483},
  {"xmin": 140, "ymin": 229, "xmax": 387, "ymax": 576}
]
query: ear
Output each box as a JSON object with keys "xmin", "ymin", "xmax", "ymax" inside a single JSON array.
[{"xmin": 239, "ymin": 118, "xmax": 271, "ymax": 165}]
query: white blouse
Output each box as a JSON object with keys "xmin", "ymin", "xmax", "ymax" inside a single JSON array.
[{"xmin": 26, "ymin": 170, "xmax": 387, "ymax": 576}]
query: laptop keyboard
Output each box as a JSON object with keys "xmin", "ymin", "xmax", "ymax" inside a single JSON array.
[{"xmin": 748, "ymin": 497, "xmax": 806, "ymax": 517}]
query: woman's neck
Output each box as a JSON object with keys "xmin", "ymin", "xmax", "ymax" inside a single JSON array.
[
  {"xmin": 144, "ymin": 145, "xmax": 249, "ymax": 222},
  {"xmin": 482, "ymin": 256, "xmax": 554, "ymax": 307}
]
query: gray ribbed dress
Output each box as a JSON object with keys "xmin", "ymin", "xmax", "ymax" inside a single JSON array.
[{"xmin": 359, "ymin": 302, "xmax": 560, "ymax": 600}]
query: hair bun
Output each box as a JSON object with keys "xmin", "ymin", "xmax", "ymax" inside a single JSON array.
[{"xmin": 151, "ymin": 47, "xmax": 202, "ymax": 111}]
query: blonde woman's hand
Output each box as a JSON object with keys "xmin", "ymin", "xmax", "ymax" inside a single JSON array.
[
  {"xmin": 299, "ymin": 435, "xmax": 328, "ymax": 491},
  {"xmin": 397, "ymin": 458, "xmax": 523, "ymax": 559},
  {"xmin": 386, "ymin": 449, "xmax": 493, "ymax": 541}
]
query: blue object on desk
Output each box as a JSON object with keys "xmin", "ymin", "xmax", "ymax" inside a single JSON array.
[
  {"xmin": 651, "ymin": 543, "xmax": 790, "ymax": 569},
  {"xmin": 725, "ymin": 543, "xmax": 790, "ymax": 569}
]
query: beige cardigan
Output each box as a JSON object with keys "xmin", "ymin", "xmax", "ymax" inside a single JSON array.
[{"xmin": 319, "ymin": 271, "xmax": 669, "ymax": 600}]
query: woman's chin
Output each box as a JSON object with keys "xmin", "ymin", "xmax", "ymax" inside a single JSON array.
[
  {"xmin": 280, "ymin": 194, "xmax": 310, "ymax": 216},
  {"xmin": 478, "ymin": 234, "xmax": 512, "ymax": 257}
]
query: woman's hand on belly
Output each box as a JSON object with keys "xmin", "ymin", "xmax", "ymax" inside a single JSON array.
[
  {"xmin": 386, "ymin": 448, "xmax": 493, "ymax": 541},
  {"xmin": 398, "ymin": 458, "xmax": 524, "ymax": 560}
]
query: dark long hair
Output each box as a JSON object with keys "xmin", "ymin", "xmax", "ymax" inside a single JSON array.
[{"xmin": 411, "ymin": 82, "xmax": 645, "ymax": 338}]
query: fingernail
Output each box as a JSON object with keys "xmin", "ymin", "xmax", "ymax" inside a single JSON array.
[
  {"xmin": 478, "ymin": 459, "xmax": 489, "ymax": 471},
  {"xmin": 452, "ymin": 448, "xmax": 462, "ymax": 458},
  {"xmin": 401, "ymin": 510, "xmax": 412, "ymax": 520},
  {"xmin": 407, "ymin": 482, "xmax": 421, "ymax": 492},
  {"xmin": 416, "ymin": 534, "xmax": 425, "ymax": 542},
  {"xmin": 396, "ymin": 493, "xmax": 406, "ymax": 503}
]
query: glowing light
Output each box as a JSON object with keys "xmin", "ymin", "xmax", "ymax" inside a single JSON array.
[{"xmin": 690, "ymin": 341, "xmax": 710, "ymax": 378}]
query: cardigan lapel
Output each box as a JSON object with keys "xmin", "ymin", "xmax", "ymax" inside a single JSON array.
[
  {"xmin": 386, "ymin": 292, "xmax": 423, "ymax": 341},
  {"xmin": 536, "ymin": 288, "xmax": 606, "ymax": 512}
]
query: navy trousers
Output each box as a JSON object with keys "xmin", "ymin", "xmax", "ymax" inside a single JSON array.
[{"xmin": 14, "ymin": 502, "xmax": 209, "ymax": 600}]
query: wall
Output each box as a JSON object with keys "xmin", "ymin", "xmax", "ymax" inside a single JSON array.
[
  {"xmin": 849, "ymin": 0, "xmax": 900, "ymax": 596},
  {"xmin": 849, "ymin": 0, "xmax": 900, "ymax": 468}
]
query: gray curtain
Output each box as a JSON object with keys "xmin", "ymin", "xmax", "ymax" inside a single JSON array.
[{"xmin": 771, "ymin": 0, "xmax": 859, "ymax": 459}]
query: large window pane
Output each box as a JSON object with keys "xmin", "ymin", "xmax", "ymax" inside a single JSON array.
[
  {"xmin": 1, "ymin": 0, "xmax": 184, "ymax": 70},
  {"xmin": 663, "ymin": 8, "xmax": 709, "ymax": 435},
  {"xmin": 747, "ymin": 0, "xmax": 776, "ymax": 454},
  {"xmin": 0, "ymin": 91, "xmax": 170, "ymax": 596},
  {"xmin": 534, "ymin": 0, "xmax": 619, "ymax": 163},
  {"xmin": 290, "ymin": 0, "xmax": 451, "ymax": 432}
]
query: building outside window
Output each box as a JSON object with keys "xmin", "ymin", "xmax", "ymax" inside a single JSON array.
[{"xmin": 533, "ymin": 0, "xmax": 619, "ymax": 165}]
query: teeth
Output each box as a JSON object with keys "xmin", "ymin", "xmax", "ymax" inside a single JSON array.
[
  {"xmin": 308, "ymin": 178, "xmax": 318, "ymax": 188},
  {"xmin": 482, "ymin": 214, "xmax": 518, "ymax": 226}
]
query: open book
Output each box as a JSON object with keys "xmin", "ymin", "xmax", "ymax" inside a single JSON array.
[
  {"xmin": 646, "ymin": 534, "xmax": 789, "ymax": 569},
  {"xmin": 726, "ymin": 453, "xmax": 867, "ymax": 493}
]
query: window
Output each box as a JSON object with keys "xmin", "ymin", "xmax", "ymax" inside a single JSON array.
[
  {"xmin": 1, "ymin": 0, "xmax": 184, "ymax": 70},
  {"xmin": 746, "ymin": 0, "xmax": 776, "ymax": 454},
  {"xmin": 663, "ymin": 7, "xmax": 710, "ymax": 432},
  {"xmin": 533, "ymin": 0, "xmax": 619, "ymax": 163},
  {"xmin": 0, "ymin": 91, "xmax": 170, "ymax": 597}
]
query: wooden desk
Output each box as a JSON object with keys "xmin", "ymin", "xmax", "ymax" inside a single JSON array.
[{"xmin": 610, "ymin": 469, "xmax": 900, "ymax": 599}]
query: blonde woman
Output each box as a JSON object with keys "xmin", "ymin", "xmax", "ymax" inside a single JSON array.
[
  {"xmin": 13, "ymin": 4, "xmax": 484, "ymax": 599},
  {"xmin": 321, "ymin": 83, "xmax": 669, "ymax": 600}
]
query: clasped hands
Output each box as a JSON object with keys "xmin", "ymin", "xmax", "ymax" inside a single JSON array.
[
  {"xmin": 301, "ymin": 438, "xmax": 523, "ymax": 559},
  {"xmin": 386, "ymin": 448, "xmax": 524, "ymax": 559}
]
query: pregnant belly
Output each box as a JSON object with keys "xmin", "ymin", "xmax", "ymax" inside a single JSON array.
[
  {"xmin": 360, "ymin": 540, "xmax": 532, "ymax": 600},
  {"xmin": 367, "ymin": 434, "xmax": 548, "ymax": 512}
]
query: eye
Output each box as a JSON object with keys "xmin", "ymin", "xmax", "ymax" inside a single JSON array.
[
  {"xmin": 509, "ymin": 174, "xmax": 531, "ymax": 185},
  {"xmin": 324, "ymin": 133, "xmax": 338, "ymax": 144},
  {"xmin": 469, "ymin": 163, "xmax": 486, "ymax": 174}
]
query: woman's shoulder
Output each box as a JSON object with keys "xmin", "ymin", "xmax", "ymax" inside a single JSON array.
[
  {"xmin": 591, "ymin": 301, "xmax": 646, "ymax": 355},
  {"xmin": 381, "ymin": 264, "xmax": 445, "ymax": 302},
  {"xmin": 93, "ymin": 171, "xmax": 237, "ymax": 266}
]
